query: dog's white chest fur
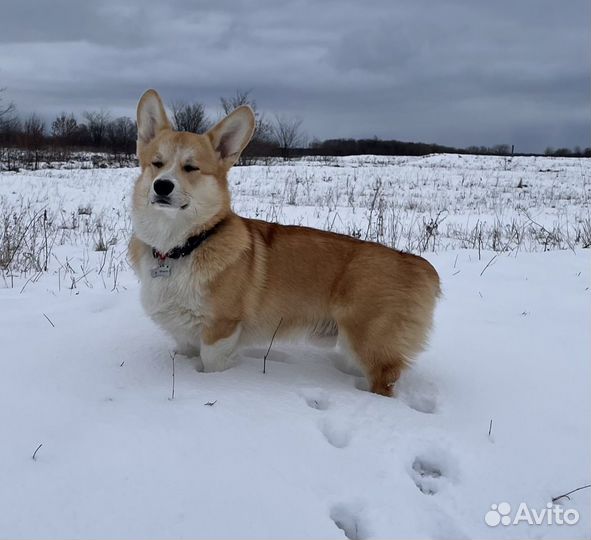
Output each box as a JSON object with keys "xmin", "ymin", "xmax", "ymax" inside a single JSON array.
[{"xmin": 138, "ymin": 252, "xmax": 205, "ymax": 348}]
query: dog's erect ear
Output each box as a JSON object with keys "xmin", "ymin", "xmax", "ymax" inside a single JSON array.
[
  {"xmin": 207, "ymin": 106, "xmax": 256, "ymax": 168},
  {"xmin": 136, "ymin": 89, "xmax": 171, "ymax": 151}
]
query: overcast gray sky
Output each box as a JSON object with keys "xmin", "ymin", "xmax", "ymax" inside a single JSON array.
[{"xmin": 0, "ymin": 0, "xmax": 588, "ymax": 152}]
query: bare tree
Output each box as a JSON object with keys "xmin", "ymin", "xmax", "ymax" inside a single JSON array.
[
  {"xmin": 0, "ymin": 114, "xmax": 20, "ymax": 143},
  {"xmin": 0, "ymin": 88, "xmax": 15, "ymax": 120},
  {"xmin": 22, "ymin": 113, "xmax": 45, "ymax": 169},
  {"xmin": 83, "ymin": 110, "xmax": 111, "ymax": 148},
  {"xmin": 220, "ymin": 89, "xmax": 252, "ymax": 116},
  {"xmin": 170, "ymin": 101, "xmax": 210, "ymax": 133},
  {"xmin": 0, "ymin": 112, "xmax": 21, "ymax": 170},
  {"xmin": 0, "ymin": 87, "xmax": 19, "ymax": 159},
  {"xmin": 491, "ymin": 144, "xmax": 510, "ymax": 155},
  {"xmin": 219, "ymin": 89, "xmax": 272, "ymax": 148},
  {"xmin": 24, "ymin": 113, "xmax": 45, "ymax": 140},
  {"xmin": 106, "ymin": 116, "xmax": 136, "ymax": 156},
  {"xmin": 51, "ymin": 112, "xmax": 78, "ymax": 146},
  {"xmin": 272, "ymin": 114, "xmax": 305, "ymax": 159}
]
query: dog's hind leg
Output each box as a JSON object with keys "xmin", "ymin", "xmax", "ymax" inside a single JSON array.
[{"xmin": 338, "ymin": 318, "xmax": 410, "ymax": 397}]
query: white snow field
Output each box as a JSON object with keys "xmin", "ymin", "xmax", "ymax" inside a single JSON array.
[{"xmin": 0, "ymin": 154, "xmax": 589, "ymax": 539}]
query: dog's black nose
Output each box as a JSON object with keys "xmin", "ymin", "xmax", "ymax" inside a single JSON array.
[{"xmin": 153, "ymin": 179, "xmax": 175, "ymax": 196}]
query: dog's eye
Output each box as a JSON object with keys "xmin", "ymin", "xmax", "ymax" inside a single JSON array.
[
  {"xmin": 183, "ymin": 164, "xmax": 200, "ymax": 173},
  {"xmin": 152, "ymin": 161, "xmax": 164, "ymax": 168}
]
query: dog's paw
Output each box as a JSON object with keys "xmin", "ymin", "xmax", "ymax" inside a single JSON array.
[
  {"xmin": 200, "ymin": 354, "xmax": 237, "ymax": 373},
  {"xmin": 174, "ymin": 343, "xmax": 201, "ymax": 358},
  {"xmin": 201, "ymin": 360, "xmax": 226, "ymax": 373},
  {"xmin": 194, "ymin": 356, "xmax": 205, "ymax": 372}
]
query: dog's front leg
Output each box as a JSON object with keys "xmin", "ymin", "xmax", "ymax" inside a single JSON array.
[{"xmin": 200, "ymin": 320, "xmax": 241, "ymax": 373}]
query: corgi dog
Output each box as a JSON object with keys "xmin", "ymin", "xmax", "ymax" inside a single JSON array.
[{"xmin": 129, "ymin": 89, "xmax": 440, "ymax": 396}]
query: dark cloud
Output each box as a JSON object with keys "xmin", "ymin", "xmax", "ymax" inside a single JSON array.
[{"xmin": 0, "ymin": 0, "xmax": 588, "ymax": 152}]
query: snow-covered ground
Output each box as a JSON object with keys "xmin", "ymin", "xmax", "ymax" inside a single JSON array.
[{"xmin": 0, "ymin": 154, "xmax": 589, "ymax": 539}]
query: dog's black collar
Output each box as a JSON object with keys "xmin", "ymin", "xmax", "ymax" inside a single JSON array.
[{"xmin": 152, "ymin": 219, "xmax": 225, "ymax": 261}]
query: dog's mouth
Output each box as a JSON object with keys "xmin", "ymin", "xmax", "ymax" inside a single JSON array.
[
  {"xmin": 153, "ymin": 197, "xmax": 171, "ymax": 206},
  {"xmin": 151, "ymin": 197, "xmax": 189, "ymax": 210}
]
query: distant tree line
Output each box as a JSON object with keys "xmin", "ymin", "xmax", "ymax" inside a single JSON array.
[
  {"xmin": 304, "ymin": 140, "xmax": 591, "ymax": 158},
  {"xmin": 0, "ymin": 87, "xmax": 588, "ymax": 171},
  {"xmin": 0, "ymin": 92, "xmax": 139, "ymax": 170},
  {"xmin": 543, "ymin": 146, "xmax": 591, "ymax": 158}
]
